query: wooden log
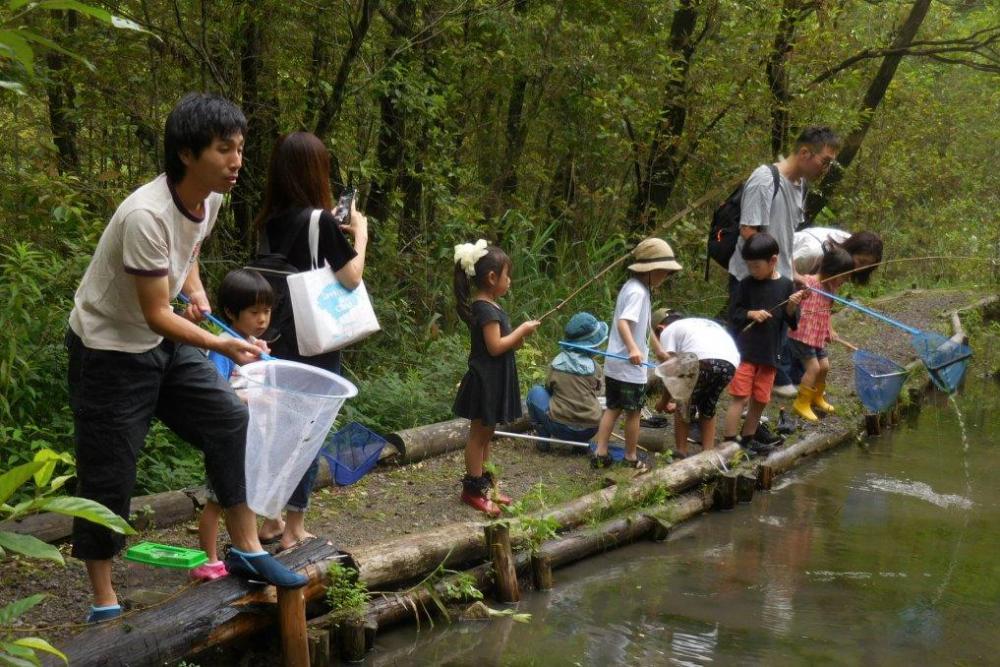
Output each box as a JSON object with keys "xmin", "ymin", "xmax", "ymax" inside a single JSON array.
[
  {"xmin": 485, "ymin": 523, "xmax": 520, "ymax": 603},
  {"xmin": 385, "ymin": 415, "xmax": 530, "ymax": 464},
  {"xmin": 865, "ymin": 414, "xmax": 882, "ymax": 436},
  {"xmin": 539, "ymin": 442, "xmax": 741, "ymax": 528},
  {"xmin": 736, "ymin": 473, "xmax": 756, "ymax": 503},
  {"xmin": 277, "ymin": 587, "xmax": 309, "ymax": 667},
  {"xmin": 307, "ymin": 626, "xmax": 330, "ymax": 667},
  {"xmin": 712, "ymin": 472, "xmax": 737, "ymax": 510},
  {"xmin": 531, "ymin": 553, "xmax": 553, "ymax": 590},
  {"xmin": 338, "ymin": 617, "xmax": 367, "ymax": 663},
  {"xmin": 0, "ymin": 490, "xmax": 197, "ymax": 544},
  {"xmin": 762, "ymin": 430, "xmax": 852, "ymax": 477},
  {"xmin": 757, "ymin": 464, "xmax": 774, "ymax": 491}
]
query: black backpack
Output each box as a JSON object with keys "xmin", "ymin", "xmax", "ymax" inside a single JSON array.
[
  {"xmin": 245, "ymin": 209, "xmax": 314, "ymax": 354},
  {"xmin": 704, "ymin": 164, "xmax": 780, "ymax": 280}
]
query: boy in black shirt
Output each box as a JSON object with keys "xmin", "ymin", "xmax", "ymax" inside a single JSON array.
[{"xmin": 723, "ymin": 233, "xmax": 804, "ymax": 454}]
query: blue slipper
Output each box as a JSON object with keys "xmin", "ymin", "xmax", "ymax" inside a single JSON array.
[
  {"xmin": 224, "ymin": 549, "xmax": 308, "ymax": 588},
  {"xmin": 86, "ymin": 604, "xmax": 122, "ymax": 623}
]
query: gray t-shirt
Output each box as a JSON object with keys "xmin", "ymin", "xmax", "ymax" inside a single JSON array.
[{"xmin": 728, "ymin": 164, "xmax": 806, "ymax": 281}]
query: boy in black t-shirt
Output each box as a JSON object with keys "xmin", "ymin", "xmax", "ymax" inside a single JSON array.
[{"xmin": 722, "ymin": 233, "xmax": 805, "ymax": 455}]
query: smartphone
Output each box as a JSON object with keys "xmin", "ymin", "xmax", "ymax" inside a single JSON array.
[{"xmin": 333, "ymin": 187, "xmax": 356, "ymax": 225}]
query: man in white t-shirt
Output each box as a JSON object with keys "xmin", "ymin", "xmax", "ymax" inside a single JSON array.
[
  {"xmin": 67, "ymin": 94, "xmax": 306, "ymax": 624},
  {"xmin": 728, "ymin": 126, "xmax": 841, "ymax": 398}
]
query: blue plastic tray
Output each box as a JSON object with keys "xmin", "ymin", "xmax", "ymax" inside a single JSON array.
[{"xmin": 321, "ymin": 422, "xmax": 387, "ymax": 485}]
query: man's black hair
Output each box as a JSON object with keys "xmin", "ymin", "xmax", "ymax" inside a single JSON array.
[
  {"xmin": 661, "ymin": 312, "xmax": 684, "ymax": 327},
  {"xmin": 164, "ymin": 93, "xmax": 247, "ymax": 183},
  {"xmin": 793, "ymin": 125, "xmax": 842, "ymax": 153},
  {"xmin": 741, "ymin": 231, "xmax": 780, "ymax": 261}
]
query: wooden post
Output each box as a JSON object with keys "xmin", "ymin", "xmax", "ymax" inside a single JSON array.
[
  {"xmin": 307, "ymin": 627, "xmax": 330, "ymax": 667},
  {"xmin": 485, "ymin": 523, "xmax": 520, "ymax": 602},
  {"xmin": 889, "ymin": 405, "xmax": 901, "ymax": 426},
  {"xmin": 712, "ymin": 472, "xmax": 738, "ymax": 510},
  {"xmin": 338, "ymin": 617, "xmax": 367, "ymax": 662},
  {"xmin": 865, "ymin": 414, "xmax": 881, "ymax": 436},
  {"xmin": 364, "ymin": 618, "xmax": 378, "ymax": 651},
  {"xmin": 530, "ymin": 553, "xmax": 553, "ymax": 591},
  {"xmin": 757, "ymin": 464, "xmax": 774, "ymax": 491},
  {"xmin": 277, "ymin": 587, "xmax": 310, "ymax": 667},
  {"xmin": 736, "ymin": 473, "xmax": 755, "ymax": 503}
]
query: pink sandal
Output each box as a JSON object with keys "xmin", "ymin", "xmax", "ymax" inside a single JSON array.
[{"xmin": 190, "ymin": 560, "xmax": 229, "ymax": 581}]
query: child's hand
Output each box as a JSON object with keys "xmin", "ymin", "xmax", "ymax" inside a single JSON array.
[
  {"xmin": 248, "ymin": 336, "xmax": 270, "ymax": 356},
  {"xmin": 628, "ymin": 346, "xmax": 643, "ymax": 365},
  {"xmin": 519, "ymin": 320, "xmax": 542, "ymax": 337},
  {"xmin": 748, "ymin": 309, "xmax": 772, "ymax": 323},
  {"xmin": 788, "ymin": 289, "xmax": 806, "ymax": 306}
]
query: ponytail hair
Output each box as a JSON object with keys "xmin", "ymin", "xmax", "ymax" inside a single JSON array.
[{"xmin": 453, "ymin": 243, "xmax": 512, "ymax": 326}]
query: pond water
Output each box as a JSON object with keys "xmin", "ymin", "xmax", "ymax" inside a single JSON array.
[{"xmin": 367, "ymin": 373, "xmax": 1000, "ymax": 666}]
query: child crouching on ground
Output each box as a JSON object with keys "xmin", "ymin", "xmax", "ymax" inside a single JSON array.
[
  {"xmin": 591, "ymin": 238, "xmax": 682, "ymax": 470},
  {"xmin": 194, "ymin": 268, "xmax": 273, "ymax": 581},
  {"xmin": 789, "ymin": 245, "xmax": 855, "ymax": 421},
  {"xmin": 723, "ymin": 233, "xmax": 804, "ymax": 455},
  {"xmin": 652, "ymin": 309, "xmax": 740, "ymax": 458},
  {"xmin": 526, "ymin": 312, "xmax": 608, "ymax": 448}
]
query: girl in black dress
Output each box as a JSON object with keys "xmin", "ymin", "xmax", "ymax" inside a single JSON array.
[{"xmin": 453, "ymin": 240, "xmax": 540, "ymax": 516}]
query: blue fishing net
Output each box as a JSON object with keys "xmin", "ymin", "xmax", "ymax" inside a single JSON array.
[
  {"xmin": 854, "ymin": 349, "xmax": 909, "ymax": 414},
  {"xmin": 911, "ymin": 331, "xmax": 972, "ymax": 394}
]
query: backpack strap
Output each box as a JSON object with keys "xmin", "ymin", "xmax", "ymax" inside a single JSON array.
[{"xmin": 767, "ymin": 163, "xmax": 781, "ymax": 200}]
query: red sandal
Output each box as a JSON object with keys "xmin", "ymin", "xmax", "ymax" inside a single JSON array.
[{"xmin": 460, "ymin": 489, "xmax": 501, "ymax": 517}]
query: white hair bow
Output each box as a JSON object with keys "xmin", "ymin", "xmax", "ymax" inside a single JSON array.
[{"xmin": 454, "ymin": 239, "xmax": 488, "ymax": 277}]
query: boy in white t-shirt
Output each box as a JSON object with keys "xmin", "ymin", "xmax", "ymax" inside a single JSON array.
[
  {"xmin": 591, "ymin": 238, "xmax": 682, "ymax": 470},
  {"xmin": 652, "ymin": 310, "xmax": 739, "ymax": 457},
  {"xmin": 66, "ymin": 94, "xmax": 306, "ymax": 623}
]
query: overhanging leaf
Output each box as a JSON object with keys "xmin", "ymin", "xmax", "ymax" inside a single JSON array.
[
  {"xmin": 12, "ymin": 638, "xmax": 67, "ymax": 664},
  {"xmin": 31, "ymin": 449, "xmax": 61, "ymax": 489},
  {"xmin": 0, "ymin": 29, "xmax": 35, "ymax": 75},
  {"xmin": 35, "ymin": 496, "xmax": 135, "ymax": 535},
  {"xmin": 0, "ymin": 80, "xmax": 26, "ymax": 95},
  {"xmin": 14, "ymin": 29, "xmax": 95, "ymax": 72},
  {"xmin": 0, "ymin": 461, "xmax": 45, "ymax": 506},
  {"xmin": 0, "ymin": 531, "xmax": 64, "ymax": 564},
  {"xmin": 0, "ymin": 594, "xmax": 46, "ymax": 625},
  {"xmin": 0, "ymin": 647, "xmax": 41, "ymax": 667}
]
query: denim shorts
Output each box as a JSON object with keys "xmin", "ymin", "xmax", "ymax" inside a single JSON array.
[{"xmin": 789, "ymin": 338, "xmax": 828, "ymax": 361}]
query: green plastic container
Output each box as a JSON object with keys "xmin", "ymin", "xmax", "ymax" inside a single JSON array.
[{"xmin": 124, "ymin": 542, "xmax": 208, "ymax": 569}]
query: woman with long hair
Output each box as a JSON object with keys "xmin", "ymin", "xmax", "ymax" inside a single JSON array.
[{"xmin": 253, "ymin": 131, "xmax": 368, "ymax": 550}]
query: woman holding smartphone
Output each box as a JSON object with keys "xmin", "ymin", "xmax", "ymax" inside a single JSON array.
[{"xmin": 252, "ymin": 131, "xmax": 368, "ymax": 551}]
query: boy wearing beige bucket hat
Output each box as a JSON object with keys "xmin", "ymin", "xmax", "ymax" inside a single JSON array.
[{"xmin": 591, "ymin": 238, "xmax": 682, "ymax": 470}]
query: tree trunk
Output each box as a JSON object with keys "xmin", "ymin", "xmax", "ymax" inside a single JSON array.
[
  {"xmin": 44, "ymin": 10, "xmax": 81, "ymax": 174},
  {"xmin": 767, "ymin": 0, "xmax": 809, "ymax": 159},
  {"xmin": 630, "ymin": 0, "xmax": 698, "ymax": 227},
  {"xmin": 232, "ymin": 0, "xmax": 280, "ymax": 251},
  {"xmin": 367, "ymin": 0, "xmax": 416, "ymax": 227},
  {"xmin": 806, "ymin": 0, "xmax": 932, "ymax": 218}
]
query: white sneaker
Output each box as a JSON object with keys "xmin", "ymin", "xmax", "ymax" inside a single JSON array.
[{"xmin": 772, "ymin": 384, "xmax": 798, "ymax": 399}]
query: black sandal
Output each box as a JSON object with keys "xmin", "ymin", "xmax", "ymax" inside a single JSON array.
[
  {"xmin": 621, "ymin": 452, "xmax": 652, "ymax": 472},
  {"xmin": 589, "ymin": 453, "xmax": 614, "ymax": 469}
]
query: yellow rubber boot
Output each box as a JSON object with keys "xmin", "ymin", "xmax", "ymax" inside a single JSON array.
[
  {"xmin": 813, "ymin": 382, "xmax": 835, "ymax": 414},
  {"xmin": 792, "ymin": 385, "xmax": 819, "ymax": 422}
]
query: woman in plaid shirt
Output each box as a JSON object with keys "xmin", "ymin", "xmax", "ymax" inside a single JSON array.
[{"xmin": 789, "ymin": 246, "xmax": 856, "ymax": 421}]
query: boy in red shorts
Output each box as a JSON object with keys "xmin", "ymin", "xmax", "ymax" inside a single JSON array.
[{"xmin": 722, "ymin": 233, "xmax": 804, "ymax": 455}]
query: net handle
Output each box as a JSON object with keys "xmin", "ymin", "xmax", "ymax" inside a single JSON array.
[
  {"xmin": 807, "ymin": 286, "xmax": 921, "ymax": 336},
  {"xmin": 179, "ymin": 293, "xmax": 276, "ymax": 361},
  {"xmin": 558, "ymin": 340, "xmax": 657, "ymax": 368}
]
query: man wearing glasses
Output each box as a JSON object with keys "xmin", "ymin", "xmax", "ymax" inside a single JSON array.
[{"xmin": 728, "ymin": 125, "xmax": 841, "ymax": 400}]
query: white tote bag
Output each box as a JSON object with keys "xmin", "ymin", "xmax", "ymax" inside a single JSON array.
[{"xmin": 286, "ymin": 209, "xmax": 380, "ymax": 356}]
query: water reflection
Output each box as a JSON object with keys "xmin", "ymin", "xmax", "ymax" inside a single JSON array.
[{"xmin": 369, "ymin": 376, "xmax": 1000, "ymax": 666}]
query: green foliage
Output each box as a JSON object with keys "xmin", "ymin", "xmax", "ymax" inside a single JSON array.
[
  {"xmin": 0, "ymin": 454, "xmax": 134, "ymax": 666},
  {"xmin": 502, "ymin": 483, "xmax": 561, "ymax": 554},
  {"xmin": 325, "ymin": 561, "xmax": 369, "ymax": 620}
]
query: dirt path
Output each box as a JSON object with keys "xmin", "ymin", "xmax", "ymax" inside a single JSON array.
[{"xmin": 0, "ymin": 288, "xmax": 981, "ymax": 643}]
